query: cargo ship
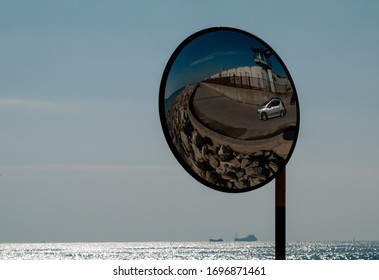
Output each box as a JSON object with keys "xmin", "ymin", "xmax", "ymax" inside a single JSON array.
[{"xmin": 234, "ymin": 234, "xmax": 257, "ymax": 242}]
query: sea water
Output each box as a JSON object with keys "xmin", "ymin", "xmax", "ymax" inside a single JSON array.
[{"xmin": 0, "ymin": 241, "xmax": 378, "ymax": 260}]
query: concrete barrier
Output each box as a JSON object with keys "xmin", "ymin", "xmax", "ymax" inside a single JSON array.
[{"xmin": 202, "ymin": 82, "xmax": 293, "ymax": 106}]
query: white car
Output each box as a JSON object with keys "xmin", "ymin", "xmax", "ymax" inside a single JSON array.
[{"xmin": 257, "ymin": 98, "xmax": 286, "ymax": 120}]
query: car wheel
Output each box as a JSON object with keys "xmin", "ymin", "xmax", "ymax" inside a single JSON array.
[
  {"xmin": 262, "ymin": 113, "xmax": 268, "ymax": 121},
  {"xmin": 280, "ymin": 110, "xmax": 285, "ymax": 117}
]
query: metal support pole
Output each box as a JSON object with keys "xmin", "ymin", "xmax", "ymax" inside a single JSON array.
[{"xmin": 275, "ymin": 166, "xmax": 286, "ymax": 260}]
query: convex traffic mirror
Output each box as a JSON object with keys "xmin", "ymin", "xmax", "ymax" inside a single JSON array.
[{"xmin": 159, "ymin": 27, "xmax": 299, "ymax": 193}]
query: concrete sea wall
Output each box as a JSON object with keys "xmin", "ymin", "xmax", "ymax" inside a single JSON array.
[{"xmin": 203, "ymin": 83, "xmax": 293, "ymax": 106}]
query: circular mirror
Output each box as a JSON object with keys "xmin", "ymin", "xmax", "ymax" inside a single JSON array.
[{"xmin": 159, "ymin": 27, "xmax": 299, "ymax": 193}]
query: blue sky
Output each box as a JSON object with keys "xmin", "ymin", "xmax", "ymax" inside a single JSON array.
[{"xmin": 0, "ymin": 0, "xmax": 379, "ymax": 243}]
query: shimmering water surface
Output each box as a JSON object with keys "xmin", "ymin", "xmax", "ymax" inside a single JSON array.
[{"xmin": 0, "ymin": 241, "xmax": 378, "ymax": 260}]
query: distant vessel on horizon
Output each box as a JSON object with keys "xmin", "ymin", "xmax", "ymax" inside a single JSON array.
[
  {"xmin": 209, "ymin": 238, "xmax": 223, "ymax": 242},
  {"xmin": 234, "ymin": 234, "xmax": 257, "ymax": 242}
]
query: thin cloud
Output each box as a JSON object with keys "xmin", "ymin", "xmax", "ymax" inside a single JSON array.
[
  {"xmin": 0, "ymin": 98, "xmax": 57, "ymax": 109},
  {"xmin": 0, "ymin": 164, "xmax": 180, "ymax": 173}
]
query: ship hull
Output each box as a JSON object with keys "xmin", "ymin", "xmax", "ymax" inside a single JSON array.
[
  {"xmin": 234, "ymin": 234, "xmax": 257, "ymax": 242},
  {"xmin": 209, "ymin": 239, "xmax": 223, "ymax": 242}
]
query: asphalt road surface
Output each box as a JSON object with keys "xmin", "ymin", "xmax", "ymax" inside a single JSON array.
[{"xmin": 192, "ymin": 83, "xmax": 297, "ymax": 140}]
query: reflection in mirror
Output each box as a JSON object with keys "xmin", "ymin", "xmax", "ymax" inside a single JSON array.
[{"xmin": 160, "ymin": 27, "xmax": 299, "ymax": 193}]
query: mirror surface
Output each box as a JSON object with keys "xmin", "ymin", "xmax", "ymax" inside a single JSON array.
[{"xmin": 160, "ymin": 27, "xmax": 299, "ymax": 193}]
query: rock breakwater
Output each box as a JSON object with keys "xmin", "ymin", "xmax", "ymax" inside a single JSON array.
[{"xmin": 166, "ymin": 85, "xmax": 285, "ymax": 191}]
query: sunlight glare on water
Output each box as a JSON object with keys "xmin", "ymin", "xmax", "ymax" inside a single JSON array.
[{"xmin": 0, "ymin": 241, "xmax": 378, "ymax": 260}]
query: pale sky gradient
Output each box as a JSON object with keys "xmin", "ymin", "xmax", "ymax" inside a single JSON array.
[{"xmin": 0, "ymin": 0, "xmax": 378, "ymax": 243}]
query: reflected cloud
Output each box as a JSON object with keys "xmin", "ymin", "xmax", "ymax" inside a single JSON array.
[
  {"xmin": 189, "ymin": 55, "xmax": 216, "ymax": 67},
  {"xmin": 189, "ymin": 51, "xmax": 243, "ymax": 67}
]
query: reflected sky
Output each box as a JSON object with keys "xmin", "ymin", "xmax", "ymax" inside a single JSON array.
[{"xmin": 165, "ymin": 30, "xmax": 286, "ymax": 97}]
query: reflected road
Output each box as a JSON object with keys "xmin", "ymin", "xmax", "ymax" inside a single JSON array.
[{"xmin": 192, "ymin": 83, "xmax": 296, "ymax": 140}]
